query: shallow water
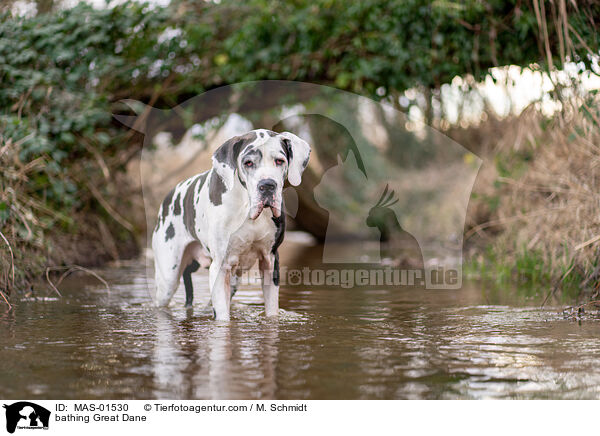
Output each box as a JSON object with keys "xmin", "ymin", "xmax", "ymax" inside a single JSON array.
[{"xmin": 1, "ymin": 250, "xmax": 600, "ymax": 400}]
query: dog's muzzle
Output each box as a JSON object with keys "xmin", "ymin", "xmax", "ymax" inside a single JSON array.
[{"xmin": 250, "ymin": 178, "xmax": 281, "ymax": 219}]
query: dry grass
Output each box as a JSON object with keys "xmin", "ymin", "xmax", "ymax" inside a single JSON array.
[
  {"xmin": 462, "ymin": 0, "xmax": 600, "ymax": 295},
  {"xmin": 0, "ymin": 135, "xmax": 140, "ymax": 302},
  {"xmin": 462, "ymin": 101, "xmax": 600, "ymax": 294}
]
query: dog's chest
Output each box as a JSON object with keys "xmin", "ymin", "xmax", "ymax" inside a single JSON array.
[{"xmin": 226, "ymin": 215, "xmax": 276, "ymax": 269}]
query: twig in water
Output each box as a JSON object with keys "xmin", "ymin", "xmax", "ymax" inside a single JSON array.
[
  {"xmin": 0, "ymin": 289, "xmax": 12, "ymax": 310},
  {"xmin": 45, "ymin": 267, "xmax": 63, "ymax": 297},
  {"xmin": 542, "ymin": 262, "xmax": 575, "ymax": 308},
  {"xmin": 46, "ymin": 265, "xmax": 111, "ymax": 296},
  {"xmin": 0, "ymin": 230, "xmax": 15, "ymax": 289}
]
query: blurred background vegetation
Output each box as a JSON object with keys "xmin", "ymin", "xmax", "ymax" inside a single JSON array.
[{"xmin": 1, "ymin": 0, "xmax": 599, "ymax": 299}]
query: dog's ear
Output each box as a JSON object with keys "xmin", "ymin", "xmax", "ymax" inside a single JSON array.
[
  {"xmin": 212, "ymin": 131, "xmax": 258, "ymax": 188},
  {"xmin": 212, "ymin": 135, "xmax": 242, "ymax": 168},
  {"xmin": 279, "ymin": 132, "xmax": 311, "ymax": 186}
]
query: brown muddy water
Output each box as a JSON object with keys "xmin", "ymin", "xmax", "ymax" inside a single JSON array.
[{"xmin": 2, "ymin": 245, "xmax": 600, "ymax": 400}]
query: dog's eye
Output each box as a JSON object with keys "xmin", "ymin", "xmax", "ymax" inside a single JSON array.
[
  {"xmin": 244, "ymin": 161, "xmax": 253, "ymax": 168},
  {"xmin": 275, "ymin": 159, "xmax": 285, "ymax": 166}
]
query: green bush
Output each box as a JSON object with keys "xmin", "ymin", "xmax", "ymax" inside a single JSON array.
[{"xmin": 0, "ymin": 0, "xmax": 597, "ymax": 293}]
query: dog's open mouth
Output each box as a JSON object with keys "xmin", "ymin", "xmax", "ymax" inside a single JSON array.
[{"xmin": 250, "ymin": 200, "xmax": 281, "ymax": 220}]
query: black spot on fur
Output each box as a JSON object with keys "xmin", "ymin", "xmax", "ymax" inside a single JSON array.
[
  {"xmin": 173, "ymin": 193, "xmax": 181, "ymax": 215},
  {"xmin": 160, "ymin": 188, "xmax": 175, "ymax": 224},
  {"xmin": 209, "ymin": 170, "xmax": 227, "ymax": 206},
  {"xmin": 273, "ymin": 251, "xmax": 280, "ymax": 286},
  {"xmin": 165, "ymin": 222, "xmax": 175, "ymax": 241},
  {"xmin": 243, "ymin": 148, "xmax": 262, "ymax": 160},
  {"xmin": 213, "ymin": 132, "xmax": 257, "ymax": 168},
  {"xmin": 183, "ymin": 172, "xmax": 208, "ymax": 239},
  {"xmin": 266, "ymin": 130, "xmax": 277, "ymax": 137},
  {"xmin": 281, "ymin": 138, "xmax": 293, "ymax": 161},
  {"xmin": 271, "ymin": 202, "xmax": 285, "ymax": 288},
  {"xmin": 271, "ymin": 207, "xmax": 285, "ymax": 254},
  {"xmin": 302, "ymin": 155, "xmax": 309, "ymax": 169}
]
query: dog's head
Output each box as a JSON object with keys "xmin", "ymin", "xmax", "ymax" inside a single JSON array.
[{"xmin": 212, "ymin": 129, "xmax": 311, "ymax": 219}]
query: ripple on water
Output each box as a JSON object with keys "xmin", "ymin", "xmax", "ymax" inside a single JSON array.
[{"xmin": 1, "ymin": 262, "xmax": 600, "ymax": 399}]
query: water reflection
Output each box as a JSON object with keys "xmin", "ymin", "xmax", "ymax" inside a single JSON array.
[
  {"xmin": 151, "ymin": 307, "xmax": 281, "ymax": 399},
  {"xmin": 1, "ymin": 260, "xmax": 600, "ymax": 399}
]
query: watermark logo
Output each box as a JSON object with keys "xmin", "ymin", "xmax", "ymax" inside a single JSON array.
[
  {"xmin": 3, "ymin": 402, "xmax": 50, "ymax": 433},
  {"xmin": 238, "ymin": 266, "xmax": 458, "ymax": 288},
  {"xmin": 116, "ymin": 80, "xmax": 481, "ymax": 292}
]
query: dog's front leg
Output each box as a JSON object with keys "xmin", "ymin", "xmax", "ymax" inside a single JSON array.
[
  {"xmin": 260, "ymin": 252, "xmax": 280, "ymax": 317},
  {"xmin": 209, "ymin": 261, "xmax": 231, "ymax": 321}
]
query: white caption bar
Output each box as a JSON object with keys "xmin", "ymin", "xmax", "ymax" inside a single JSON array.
[{"xmin": 0, "ymin": 400, "xmax": 590, "ymax": 436}]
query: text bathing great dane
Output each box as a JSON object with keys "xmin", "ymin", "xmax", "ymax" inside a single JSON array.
[{"xmin": 152, "ymin": 129, "xmax": 311, "ymax": 320}]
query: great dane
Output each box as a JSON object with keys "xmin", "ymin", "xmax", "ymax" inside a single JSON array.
[{"xmin": 151, "ymin": 129, "xmax": 311, "ymax": 320}]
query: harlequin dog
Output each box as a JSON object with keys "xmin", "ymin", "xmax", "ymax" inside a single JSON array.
[{"xmin": 151, "ymin": 129, "xmax": 311, "ymax": 320}]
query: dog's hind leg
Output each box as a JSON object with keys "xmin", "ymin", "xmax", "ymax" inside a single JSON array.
[
  {"xmin": 152, "ymin": 235, "xmax": 186, "ymax": 307},
  {"xmin": 154, "ymin": 266, "xmax": 180, "ymax": 307},
  {"xmin": 180, "ymin": 242, "xmax": 212, "ymax": 308},
  {"xmin": 182, "ymin": 260, "xmax": 200, "ymax": 308}
]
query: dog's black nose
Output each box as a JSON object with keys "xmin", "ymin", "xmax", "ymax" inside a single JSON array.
[{"xmin": 258, "ymin": 179, "xmax": 277, "ymax": 194}]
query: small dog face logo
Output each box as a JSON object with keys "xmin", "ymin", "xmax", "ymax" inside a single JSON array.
[{"xmin": 3, "ymin": 402, "xmax": 50, "ymax": 434}]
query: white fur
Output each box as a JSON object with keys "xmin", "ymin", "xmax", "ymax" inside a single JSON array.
[
  {"xmin": 151, "ymin": 129, "xmax": 311, "ymax": 320},
  {"xmin": 279, "ymin": 132, "xmax": 311, "ymax": 186}
]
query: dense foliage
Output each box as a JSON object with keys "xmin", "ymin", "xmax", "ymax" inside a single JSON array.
[{"xmin": 0, "ymin": 0, "xmax": 598, "ymax": 292}]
